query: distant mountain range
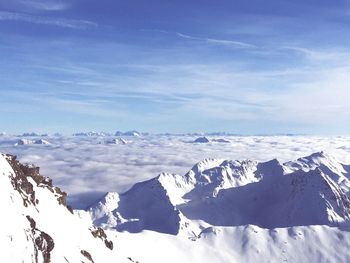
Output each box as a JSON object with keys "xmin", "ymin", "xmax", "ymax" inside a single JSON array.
[{"xmin": 0, "ymin": 131, "xmax": 309, "ymax": 137}]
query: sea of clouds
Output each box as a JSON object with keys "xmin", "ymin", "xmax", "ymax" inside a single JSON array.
[{"xmin": 1, "ymin": 134, "xmax": 350, "ymax": 208}]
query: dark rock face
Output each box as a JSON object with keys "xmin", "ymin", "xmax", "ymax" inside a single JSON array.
[
  {"xmin": 26, "ymin": 216, "xmax": 55, "ymax": 263},
  {"xmin": 127, "ymin": 257, "xmax": 139, "ymax": 263},
  {"xmin": 90, "ymin": 227, "xmax": 114, "ymax": 250},
  {"xmin": 193, "ymin": 137, "xmax": 210, "ymax": 143},
  {"xmin": 3, "ymin": 154, "xmax": 116, "ymax": 262},
  {"xmin": 81, "ymin": 250, "xmax": 94, "ymax": 263},
  {"xmin": 5, "ymin": 154, "xmax": 73, "ymax": 213},
  {"xmin": 6, "ymin": 155, "xmax": 38, "ymax": 207}
]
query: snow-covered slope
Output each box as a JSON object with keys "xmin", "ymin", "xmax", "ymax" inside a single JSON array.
[
  {"xmin": 284, "ymin": 151, "xmax": 350, "ymax": 191},
  {"xmin": 181, "ymin": 168, "xmax": 350, "ymax": 228},
  {"xmin": 83, "ymin": 177, "xmax": 199, "ymax": 236},
  {"xmin": 84, "ymin": 158, "xmax": 261, "ymax": 235},
  {"xmin": 81, "ymin": 151, "xmax": 350, "ymax": 262},
  {"xmin": 115, "ymin": 224, "xmax": 350, "ymax": 263},
  {"xmin": 85, "ymin": 152, "xmax": 350, "ymax": 233},
  {"xmin": 0, "ymin": 153, "xmax": 129, "ymax": 263},
  {"xmin": 5, "ymin": 150, "xmax": 350, "ymax": 263}
]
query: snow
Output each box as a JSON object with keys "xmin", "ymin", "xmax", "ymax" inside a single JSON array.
[
  {"xmin": 73, "ymin": 131, "xmax": 111, "ymax": 137},
  {"xmin": 3, "ymin": 135, "xmax": 350, "ymax": 262},
  {"xmin": 115, "ymin": 225, "xmax": 350, "ymax": 263},
  {"xmin": 33, "ymin": 139, "xmax": 51, "ymax": 145},
  {"xmin": 104, "ymin": 138, "xmax": 130, "ymax": 145},
  {"xmin": 80, "ymin": 151, "xmax": 350, "ymax": 262},
  {"xmin": 115, "ymin": 131, "xmax": 141, "ymax": 137},
  {"xmin": 84, "ymin": 152, "xmax": 350, "ymax": 230},
  {"xmin": 2, "ymin": 135, "xmax": 350, "ymax": 209},
  {"xmin": 14, "ymin": 139, "xmax": 50, "ymax": 146},
  {"xmin": 0, "ymin": 154, "xmax": 128, "ymax": 263}
]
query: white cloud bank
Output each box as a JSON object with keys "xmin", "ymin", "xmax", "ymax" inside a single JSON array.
[{"xmin": 1, "ymin": 135, "xmax": 350, "ymax": 208}]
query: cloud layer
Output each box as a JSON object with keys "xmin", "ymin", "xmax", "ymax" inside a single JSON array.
[{"xmin": 1, "ymin": 135, "xmax": 350, "ymax": 208}]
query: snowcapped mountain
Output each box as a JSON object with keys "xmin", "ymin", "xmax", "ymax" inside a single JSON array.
[
  {"xmin": 115, "ymin": 131, "xmax": 141, "ymax": 137},
  {"xmin": 84, "ymin": 152, "xmax": 350, "ymax": 237},
  {"xmin": 181, "ymin": 167, "xmax": 350, "ymax": 228},
  {"xmin": 193, "ymin": 137, "xmax": 210, "ymax": 143},
  {"xmin": 73, "ymin": 131, "xmax": 111, "ymax": 137},
  {"xmin": 284, "ymin": 151, "xmax": 350, "ymax": 191},
  {"xmin": 104, "ymin": 138, "xmax": 130, "ymax": 145},
  {"xmin": 14, "ymin": 139, "xmax": 51, "ymax": 146},
  {"xmin": 77, "ymin": 151, "xmax": 350, "ymax": 262},
  {"xmin": 192, "ymin": 137, "xmax": 231, "ymax": 144},
  {"xmin": 4, "ymin": 149, "xmax": 350, "ymax": 263},
  {"xmin": 20, "ymin": 132, "xmax": 40, "ymax": 137},
  {"xmin": 82, "ymin": 177, "xmax": 199, "ymax": 236},
  {"xmin": 82, "ymin": 157, "xmax": 261, "ymax": 236},
  {"xmin": 0, "ymin": 153, "xmax": 130, "ymax": 263}
]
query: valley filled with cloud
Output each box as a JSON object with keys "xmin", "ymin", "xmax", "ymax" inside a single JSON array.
[{"xmin": 1, "ymin": 134, "xmax": 350, "ymax": 209}]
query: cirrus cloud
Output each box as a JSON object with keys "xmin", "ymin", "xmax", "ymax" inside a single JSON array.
[{"xmin": 0, "ymin": 11, "xmax": 96, "ymax": 29}]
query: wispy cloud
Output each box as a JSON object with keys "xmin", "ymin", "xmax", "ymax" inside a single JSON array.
[
  {"xmin": 141, "ymin": 29, "xmax": 255, "ymax": 48},
  {"xmin": 175, "ymin": 32, "xmax": 256, "ymax": 48},
  {"xmin": 0, "ymin": 11, "xmax": 97, "ymax": 29},
  {"xmin": 281, "ymin": 46, "xmax": 350, "ymax": 64},
  {"xmin": 19, "ymin": 0, "xmax": 69, "ymax": 11}
]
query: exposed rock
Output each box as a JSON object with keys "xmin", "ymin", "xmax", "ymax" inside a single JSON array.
[
  {"xmin": 127, "ymin": 257, "xmax": 139, "ymax": 263},
  {"xmin": 212, "ymin": 138, "xmax": 230, "ymax": 143},
  {"xmin": 0, "ymin": 153, "xmax": 125, "ymax": 262},
  {"xmin": 21, "ymin": 132, "xmax": 40, "ymax": 137},
  {"xmin": 6, "ymin": 155, "xmax": 38, "ymax": 207},
  {"xmin": 90, "ymin": 226, "xmax": 114, "ymax": 250},
  {"xmin": 26, "ymin": 215, "xmax": 55, "ymax": 263},
  {"xmin": 5, "ymin": 154, "xmax": 72, "ymax": 213},
  {"xmin": 193, "ymin": 137, "xmax": 210, "ymax": 143},
  {"xmin": 81, "ymin": 250, "xmax": 94, "ymax": 263}
]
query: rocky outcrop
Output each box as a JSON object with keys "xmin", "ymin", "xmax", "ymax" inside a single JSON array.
[
  {"xmin": 81, "ymin": 250, "xmax": 94, "ymax": 263},
  {"xmin": 26, "ymin": 216, "xmax": 54, "ymax": 263},
  {"xmin": 193, "ymin": 137, "xmax": 210, "ymax": 143},
  {"xmin": 0, "ymin": 153, "xmax": 127, "ymax": 263},
  {"xmin": 5, "ymin": 154, "xmax": 73, "ymax": 213},
  {"xmin": 90, "ymin": 226, "xmax": 114, "ymax": 250}
]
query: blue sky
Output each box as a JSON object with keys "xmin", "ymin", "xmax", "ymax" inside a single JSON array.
[{"xmin": 0, "ymin": 0, "xmax": 350, "ymax": 134}]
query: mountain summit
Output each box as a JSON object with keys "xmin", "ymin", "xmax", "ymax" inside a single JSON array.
[
  {"xmin": 0, "ymin": 154, "xmax": 129, "ymax": 263},
  {"xmin": 84, "ymin": 152, "xmax": 350, "ymax": 237}
]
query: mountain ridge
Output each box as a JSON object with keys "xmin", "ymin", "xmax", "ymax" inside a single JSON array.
[
  {"xmin": 0, "ymin": 153, "xmax": 129, "ymax": 263},
  {"xmin": 84, "ymin": 151, "xmax": 350, "ymax": 236}
]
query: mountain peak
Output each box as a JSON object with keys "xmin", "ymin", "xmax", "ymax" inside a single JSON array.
[
  {"xmin": 0, "ymin": 153, "xmax": 127, "ymax": 262},
  {"xmin": 193, "ymin": 137, "xmax": 210, "ymax": 143}
]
